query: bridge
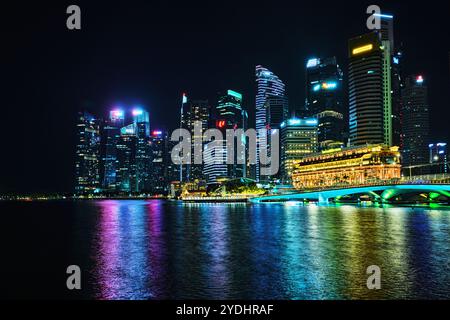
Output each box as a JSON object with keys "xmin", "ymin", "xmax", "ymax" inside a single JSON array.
[{"xmin": 250, "ymin": 181, "xmax": 450, "ymax": 204}]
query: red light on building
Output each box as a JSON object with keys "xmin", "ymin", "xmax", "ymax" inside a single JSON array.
[{"xmin": 216, "ymin": 120, "xmax": 226, "ymax": 128}]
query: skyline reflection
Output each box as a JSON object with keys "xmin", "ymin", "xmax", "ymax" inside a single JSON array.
[{"xmin": 84, "ymin": 201, "xmax": 450, "ymax": 299}]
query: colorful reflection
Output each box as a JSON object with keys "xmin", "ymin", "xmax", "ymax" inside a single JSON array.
[{"xmin": 84, "ymin": 200, "xmax": 450, "ymax": 299}]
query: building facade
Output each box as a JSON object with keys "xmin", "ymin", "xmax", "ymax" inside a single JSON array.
[
  {"xmin": 101, "ymin": 110, "xmax": 124, "ymax": 191},
  {"xmin": 401, "ymin": 75, "xmax": 430, "ymax": 172},
  {"xmin": 291, "ymin": 145, "xmax": 401, "ymax": 190},
  {"xmin": 255, "ymin": 65, "xmax": 286, "ymax": 181},
  {"xmin": 133, "ymin": 109, "xmax": 152, "ymax": 192},
  {"xmin": 75, "ymin": 112, "xmax": 101, "ymax": 194},
  {"xmin": 377, "ymin": 13, "xmax": 404, "ymax": 149},
  {"xmin": 181, "ymin": 99, "xmax": 210, "ymax": 182},
  {"xmin": 204, "ymin": 90, "xmax": 246, "ymax": 183},
  {"xmin": 305, "ymin": 57, "xmax": 345, "ymax": 150},
  {"xmin": 116, "ymin": 125, "xmax": 138, "ymax": 193},
  {"xmin": 429, "ymin": 143, "xmax": 448, "ymax": 174},
  {"xmin": 280, "ymin": 118, "xmax": 318, "ymax": 184},
  {"xmin": 348, "ymin": 32, "xmax": 392, "ymax": 147}
]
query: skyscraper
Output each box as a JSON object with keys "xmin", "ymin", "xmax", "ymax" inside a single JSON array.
[
  {"xmin": 75, "ymin": 111, "xmax": 101, "ymax": 194},
  {"xmin": 133, "ymin": 109, "xmax": 152, "ymax": 192},
  {"xmin": 401, "ymin": 75, "xmax": 430, "ymax": 172},
  {"xmin": 181, "ymin": 99, "xmax": 210, "ymax": 182},
  {"xmin": 204, "ymin": 90, "xmax": 246, "ymax": 183},
  {"xmin": 255, "ymin": 65, "xmax": 286, "ymax": 181},
  {"xmin": 149, "ymin": 130, "xmax": 169, "ymax": 194},
  {"xmin": 305, "ymin": 57, "xmax": 345, "ymax": 150},
  {"xmin": 348, "ymin": 32, "xmax": 392, "ymax": 147},
  {"xmin": 101, "ymin": 110, "xmax": 124, "ymax": 191},
  {"xmin": 280, "ymin": 117, "xmax": 318, "ymax": 183},
  {"xmin": 116, "ymin": 124, "xmax": 138, "ymax": 192},
  {"xmin": 378, "ymin": 13, "xmax": 403, "ymax": 148},
  {"xmin": 429, "ymin": 143, "xmax": 448, "ymax": 174},
  {"xmin": 266, "ymin": 95, "xmax": 289, "ymax": 130}
]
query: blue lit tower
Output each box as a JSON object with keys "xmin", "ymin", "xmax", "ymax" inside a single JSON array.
[
  {"xmin": 255, "ymin": 65, "xmax": 286, "ymax": 181},
  {"xmin": 305, "ymin": 57, "xmax": 345, "ymax": 150},
  {"xmin": 75, "ymin": 111, "xmax": 101, "ymax": 194},
  {"xmin": 133, "ymin": 108, "xmax": 152, "ymax": 193},
  {"xmin": 101, "ymin": 109, "xmax": 124, "ymax": 191},
  {"xmin": 116, "ymin": 123, "xmax": 137, "ymax": 192}
]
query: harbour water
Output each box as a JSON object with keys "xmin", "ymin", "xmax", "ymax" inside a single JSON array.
[{"xmin": 1, "ymin": 200, "xmax": 449, "ymax": 299}]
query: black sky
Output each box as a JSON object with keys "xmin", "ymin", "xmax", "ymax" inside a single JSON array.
[{"xmin": 1, "ymin": 0, "xmax": 449, "ymax": 193}]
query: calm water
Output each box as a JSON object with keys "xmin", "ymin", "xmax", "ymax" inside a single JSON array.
[{"xmin": 1, "ymin": 200, "xmax": 450, "ymax": 299}]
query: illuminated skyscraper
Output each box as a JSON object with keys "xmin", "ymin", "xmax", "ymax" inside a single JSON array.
[
  {"xmin": 149, "ymin": 130, "xmax": 169, "ymax": 194},
  {"xmin": 429, "ymin": 143, "xmax": 448, "ymax": 174},
  {"xmin": 305, "ymin": 57, "xmax": 345, "ymax": 150},
  {"xmin": 181, "ymin": 99, "xmax": 210, "ymax": 181},
  {"xmin": 204, "ymin": 90, "xmax": 246, "ymax": 183},
  {"xmin": 75, "ymin": 111, "xmax": 101, "ymax": 194},
  {"xmin": 280, "ymin": 117, "xmax": 318, "ymax": 183},
  {"xmin": 348, "ymin": 32, "xmax": 392, "ymax": 147},
  {"xmin": 377, "ymin": 12, "xmax": 403, "ymax": 148},
  {"xmin": 255, "ymin": 65, "xmax": 286, "ymax": 181},
  {"xmin": 101, "ymin": 110, "xmax": 124, "ymax": 191},
  {"xmin": 266, "ymin": 95, "xmax": 289, "ymax": 129},
  {"xmin": 401, "ymin": 75, "xmax": 430, "ymax": 172},
  {"xmin": 133, "ymin": 109, "xmax": 152, "ymax": 192},
  {"xmin": 116, "ymin": 124, "xmax": 137, "ymax": 192}
]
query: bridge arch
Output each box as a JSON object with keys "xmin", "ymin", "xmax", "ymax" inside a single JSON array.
[{"xmin": 250, "ymin": 184, "xmax": 450, "ymax": 204}]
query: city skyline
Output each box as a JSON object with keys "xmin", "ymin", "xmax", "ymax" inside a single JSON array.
[{"xmin": 2, "ymin": 1, "xmax": 450, "ymax": 193}]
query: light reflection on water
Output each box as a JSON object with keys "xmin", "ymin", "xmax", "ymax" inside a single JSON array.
[{"xmin": 86, "ymin": 200, "xmax": 450, "ymax": 300}]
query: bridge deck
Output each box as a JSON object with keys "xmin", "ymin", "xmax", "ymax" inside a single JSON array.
[{"xmin": 250, "ymin": 184, "xmax": 450, "ymax": 203}]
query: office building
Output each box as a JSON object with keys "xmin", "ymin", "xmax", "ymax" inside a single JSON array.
[
  {"xmin": 115, "ymin": 124, "xmax": 138, "ymax": 193},
  {"xmin": 377, "ymin": 12, "xmax": 404, "ymax": 148},
  {"xmin": 280, "ymin": 117, "xmax": 318, "ymax": 183},
  {"xmin": 133, "ymin": 109, "xmax": 152, "ymax": 192},
  {"xmin": 101, "ymin": 110, "xmax": 124, "ymax": 191},
  {"xmin": 429, "ymin": 143, "xmax": 448, "ymax": 174},
  {"xmin": 181, "ymin": 99, "xmax": 210, "ymax": 182},
  {"xmin": 75, "ymin": 111, "xmax": 101, "ymax": 194},
  {"xmin": 255, "ymin": 65, "xmax": 286, "ymax": 181},
  {"xmin": 401, "ymin": 75, "xmax": 430, "ymax": 172},
  {"xmin": 149, "ymin": 130, "xmax": 169, "ymax": 194},
  {"xmin": 348, "ymin": 32, "xmax": 392, "ymax": 147},
  {"xmin": 305, "ymin": 57, "xmax": 345, "ymax": 150},
  {"xmin": 204, "ymin": 90, "xmax": 246, "ymax": 183}
]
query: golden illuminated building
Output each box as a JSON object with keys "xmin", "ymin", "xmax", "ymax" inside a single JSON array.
[{"xmin": 291, "ymin": 145, "xmax": 401, "ymax": 190}]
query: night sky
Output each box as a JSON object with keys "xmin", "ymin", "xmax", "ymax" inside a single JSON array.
[{"xmin": 1, "ymin": 0, "xmax": 449, "ymax": 193}]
